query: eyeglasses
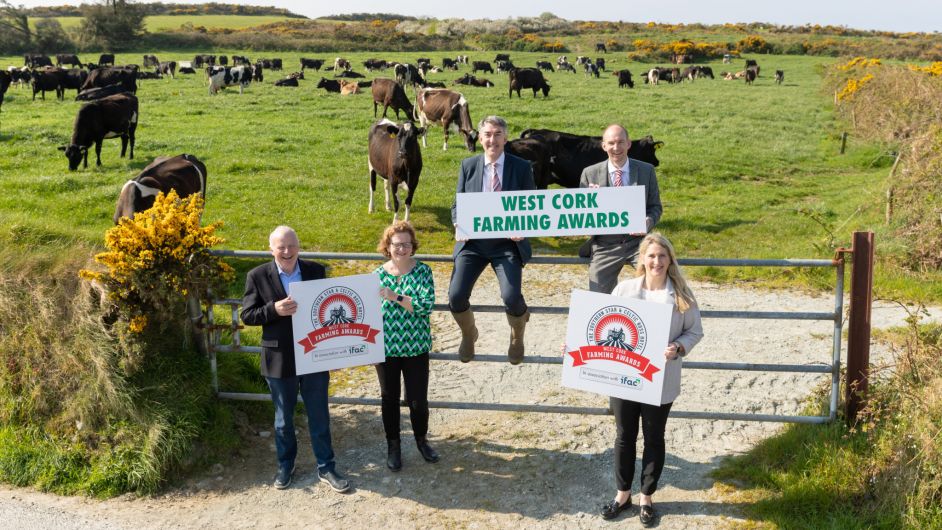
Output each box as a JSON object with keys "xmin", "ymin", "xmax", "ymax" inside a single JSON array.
[{"xmin": 391, "ymin": 242, "xmax": 413, "ymax": 250}]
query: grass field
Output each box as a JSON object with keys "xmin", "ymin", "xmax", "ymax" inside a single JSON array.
[
  {"xmin": 1, "ymin": 51, "xmax": 935, "ymax": 301},
  {"xmin": 33, "ymin": 15, "xmax": 295, "ymax": 31}
]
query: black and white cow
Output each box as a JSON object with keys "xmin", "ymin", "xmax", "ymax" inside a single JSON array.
[
  {"xmin": 59, "ymin": 93, "xmax": 138, "ymax": 171},
  {"xmin": 114, "ymin": 154, "xmax": 207, "ymax": 224},
  {"xmin": 157, "ymin": 61, "xmax": 176, "ymax": 79},
  {"xmin": 208, "ymin": 65, "xmax": 253, "ymax": 95},
  {"xmin": 368, "ymin": 119, "xmax": 424, "ymax": 222}
]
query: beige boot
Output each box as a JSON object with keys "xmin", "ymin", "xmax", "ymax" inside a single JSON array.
[
  {"xmin": 451, "ymin": 310, "xmax": 478, "ymax": 362},
  {"xmin": 506, "ymin": 310, "xmax": 530, "ymax": 365}
]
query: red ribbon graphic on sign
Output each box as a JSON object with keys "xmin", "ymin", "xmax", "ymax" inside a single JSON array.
[
  {"xmin": 567, "ymin": 345, "xmax": 661, "ymax": 381},
  {"xmin": 297, "ymin": 323, "xmax": 380, "ymax": 353}
]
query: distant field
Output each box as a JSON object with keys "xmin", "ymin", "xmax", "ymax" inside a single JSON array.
[
  {"xmin": 33, "ymin": 15, "xmax": 294, "ymax": 31},
  {"xmin": 0, "ymin": 51, "xmax": 935, "ymax": 301}
]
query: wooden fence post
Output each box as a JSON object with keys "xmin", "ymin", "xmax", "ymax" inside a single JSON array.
[{"xmin": 845, "ymin": 231, "xmax": 874, "ymax": 426}]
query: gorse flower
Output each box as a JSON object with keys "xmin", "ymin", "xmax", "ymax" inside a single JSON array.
[{"xmin": 80, "ymin": 190, "xmax": 234, "ymax": 334}]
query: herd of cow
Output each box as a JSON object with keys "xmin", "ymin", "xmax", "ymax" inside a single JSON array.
[{"xmin": 0, "ymin": 50, "xmax": 782, "ymax": 224}]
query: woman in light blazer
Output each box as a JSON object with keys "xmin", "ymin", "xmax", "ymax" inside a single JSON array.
[{"xmin": 599, "ymin": 233, "xmax": 704, "ymax": 527}]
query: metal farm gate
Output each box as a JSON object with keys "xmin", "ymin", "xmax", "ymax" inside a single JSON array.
[{"xmin": 207, "ymin": 232, "xmax": 876, "ymax": 425}]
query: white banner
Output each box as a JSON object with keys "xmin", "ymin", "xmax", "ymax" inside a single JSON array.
[
  {"xmin": 455, "ymin": 187, "xmax": 646, "ymax": 240},
  {"xmin": 561, "ymin": 289, "xmax": 672, "ymax": 405},
  {"xmin": 289, "ymin": 274, "xmax": 385, "ymax": 375}
]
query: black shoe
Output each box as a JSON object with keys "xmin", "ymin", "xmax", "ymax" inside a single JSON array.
[
  {"xmin": 273, "ymin": 464, "xmax": 295, "ymax": 490},
  {"xmin": 600, "ymin": 498, "xmax": 631, "ymax": 520},
  {"xmin": 415, "ymin": 437, "xmax": 440, "ymax": 463},
  {"xmin": 317, "ymin": 469, "xmax": 351, "ymax": 493},
  {"xmin": 639, "ymin": 504, "xmax": 656, "ymax": 527},
  {"xmin": 387, "ymin": 439, "xmax": 402, "ymax": 472}
]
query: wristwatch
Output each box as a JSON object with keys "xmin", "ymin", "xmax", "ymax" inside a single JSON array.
[{"xmin": 396, "ymin": 295, "xmax": 404, "ymax": 303}]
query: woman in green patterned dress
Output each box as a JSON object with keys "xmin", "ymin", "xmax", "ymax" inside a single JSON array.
[{"xmin": 375, "ymin": 221, "xmax": 439, "ymax": 471}]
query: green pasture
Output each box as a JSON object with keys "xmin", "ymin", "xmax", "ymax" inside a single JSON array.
[
  {"xmin": 0, "ymin": 51, "xmax": 934, "ymax": 301},
  {"xmin": 33, "ymin": 15, "xmax": 294, "ymax": 31}
]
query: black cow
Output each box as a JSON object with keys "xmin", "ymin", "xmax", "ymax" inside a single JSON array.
[
  {"xmin": 30, "ymin": 69, "xmax": 64, "ymax": 101},
  {"xmin": 157, "ymin": 61, "xmax": 176, "ymax": 79},
  {"xmin": 56, "ymin": 54, "xmax": 82, "ymax": 68},
  {"xmin": 442, "ymin": 58, "xmax": 458, "ymax": 70},
  {"xmin": 274, "ymin": 77, "xmax": 298, "ymax": 87},
  {"xmin": 75, "ymin": 84, "xmax": 128, "ymax": 101},
  {"xmin": 142, "ymin": 54, "xmax": 159, "ymax": 68},
  {"xmin": 364, "ymin": 58, "xmax": 388, "ymax": 71},
  {"xmin": 82, "ymin": 67, "xmax": 137, "ymax": 94},
  {"xmin": 595, "ymin": 42, "xmax": 607, "ymax": 53},
  {"xmin": 699, "ymin": 66, "xmax": 715, "ymax": 79},
  {"xmin": 232, "ymin": 55, "xmax": 251, "ymax": 66},
  {"xmin": 0, "ymin": 70, "xmax": 10, "ymax": 118},
  {"xmin": 509, "ymin": 68, "xmax": 550, "ymax": 98},
  {"xmin": 775, "ymin": 70, "xmax": 784, "ymax": 84},
  {"xmin": 595, "ymin": 58, "xmax": 606, "ymax": 71},
  {"xmin": 98, "ymin": 54, "xmax": 115, "ymax": 66},
  {"xmin": 336, "ymin": 70, "xmax": 365, "ymax": 78},
  {"xmin": 59, "ymin": 68, "xmax": 88, "ymax": 96},
  {"xmin": 493, "ymin": 53, "xmax": 510, "ymax": 63},
  {"xmin": 178, "ymin": 67, "xmax": 196, "ymax": 75},
  {"xmin": 745, "ymin": 67, "xmax": 757, "ymax": 85},
  {"xmin": 614, "ymin": 69, "xmax": 634, "ymax": 88},
  {"xmin": 252, "ymin": 62, "xmax": 264, "ymax": 83},
  {"xmin": 114, "ymin": 154, "xmax": 207, "ymax": 224},
  {"xmin": 218, "ymin": 55, "xmax": 228, "ymax": 66},
  {"xmin": 371, "ymin": 78, "xmax": 414, "ymax": 120},
  {"xmin": 505, "ymin": 137, "xmax": 554, "ymax": 189},
  {"xmin": 194, "ymin": 54, "xmax": 216, "ymax": 68},
  {"xmin": 316, "ymin": 77, "xmax": 341, "ymax": 93},
  {"xmin": 25, "ymin": 54, "xmax": 52, "ymax": 68},
  {"xmin": 471, "ymin": 61, "xmax": 493, "ymax": 74},
  {"xmin": 536, "ymin": 61, "xmax": 554, "ymax": 72},
  {"xmin": 517, "ymin": 129, "xmax": 663, "ymax": 188},
  {"xmin": 271, "ymin": 58, "xmax": 282, "ymax": 70},
  {"xmin": 496, "ymin": 60, "xmax": 515, "ymax": 73},
  {"xmin": 453, "ymin": 73, "xmax": 494, "ymax": 87},
  {"xmin": 300, "ymin": 58, "xmax": 324, "ymax": 71},
  {"xmin": 368, "ymin": 119, "xmax": 424, "ymax": 221},
  {"xmin": 59, "ymin": 93, "xmax": 137, "ymax": 171}
]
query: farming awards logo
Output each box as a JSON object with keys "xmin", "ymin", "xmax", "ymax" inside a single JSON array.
[
  {"xmin": 567, "ymin": 305, "xmax": 661, "ymax": 381},
  {"xmin": 296, "ymin": 286, "xmax": 379, "ymax": 353}
]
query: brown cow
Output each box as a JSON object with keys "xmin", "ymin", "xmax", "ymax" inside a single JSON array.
[
  {"xmin": 368, "ymin": 119, "xmax": 424, "ymax": 221},
  {"xmin": 371, "ymin": 78, "xmax": 414, "ymax": 119},
  {"xmin": 414, "ymin": 88, "xmax": 478, "ymax": 152},
  {"xmin": 114, "ymin": 154, "xmax": 207, "ymax": 224},
  {"xmin": 339, "ymin": 80, "xmax": 360, "ymax": 95}
]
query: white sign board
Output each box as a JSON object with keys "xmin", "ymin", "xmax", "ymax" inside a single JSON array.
[
  {"xmin": 289, "ymin": 274, "xmax": 384, "ymax": 375},
  {"xmin": 561, "ymin": 289, "xmax": 672, "ymax": 405},
  {"xmin": 455, "ymin": 187, "xmax": 646, "ymax": 240}
]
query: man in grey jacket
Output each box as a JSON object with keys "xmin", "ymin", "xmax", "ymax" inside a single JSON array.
[{"xmin": 579, "ymin": 124, "xmax": 663, "ymax": 294}]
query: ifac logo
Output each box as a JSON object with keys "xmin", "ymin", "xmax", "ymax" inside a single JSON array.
[
  {"xmin": 297, "ymin": 286, "xmax": 378, "ymax": 353},
  {"xmin": 567, "ymin": 305, "xmax": 660, "ymax": 381}
]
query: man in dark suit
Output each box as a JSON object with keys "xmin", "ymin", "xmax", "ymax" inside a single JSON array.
[
  {"xmin": 240, "ymin": 226, "xmax": 350, "ymax": 493},
  {"xmin": 449, "ymin": 115, "xmax": 536, "ymax": 365},
  {"xmin": 580, "ymin": 124, "xmax": 663, "ymax": 294}
]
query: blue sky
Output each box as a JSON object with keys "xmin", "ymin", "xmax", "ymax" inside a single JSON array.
[{"xmin": 16, "ymin": 0, "xmax": 942, "ymax": 33}]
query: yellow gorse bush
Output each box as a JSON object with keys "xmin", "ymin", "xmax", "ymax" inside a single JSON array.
[
  {"xmin": 909, "ymin": 61, "xmax": 942, "ymax": 76},
  {"xmin": 837, "ymin": 73, "xmax": 875, "ymax": 101},
  {"xmin": 80, "ymin": 190, "xmax": 234, "ymax": 333},
  {"xmin": 838, "ymin": 56, "xmax": 882, "ymax": 70}
]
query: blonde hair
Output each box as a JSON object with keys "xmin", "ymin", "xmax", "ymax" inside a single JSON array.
[
  {"xmin": 634, "ymin": 232, "xmax": 696, "ymax": 313},
  {"xmin": 377, "ymin": 221, "xmax": 419, "ymax": 258}
]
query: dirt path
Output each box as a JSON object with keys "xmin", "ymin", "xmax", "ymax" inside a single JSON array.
[{"xmin": 2, "ymin": 264, "xmax": 937, "ymax": 529}]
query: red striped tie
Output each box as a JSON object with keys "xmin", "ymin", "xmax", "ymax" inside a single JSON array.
[
  {"xmin": 491, "ymin": 163, "xmax": 501, "ymax": 192},
  {"xmin": 613, "ymin": 168, "xmax": 623, "ymax": 187}
]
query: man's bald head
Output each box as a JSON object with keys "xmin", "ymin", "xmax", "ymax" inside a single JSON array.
[
  {"xmin": 601, "ymin": 124, "xmax": 631, "ymax": 166},
  {"xmin": 269, "ymin": 225, "xmax": 300, "ymax": 273}
]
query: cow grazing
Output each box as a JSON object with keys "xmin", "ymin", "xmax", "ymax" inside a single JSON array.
[
  {"xmin": 414, "ymin": 88, "xmax": 478, "ymax": 151},
  {"xmin": 471, "ymin": 61, "xmax": 494, "ymax": 74},
  {"xmin": 59, "ymin": 68, "xmax": 88, "ymax": 96},
  {"xmin": 157, "ymin": 61, "xmax": 176, "ymax": 79},
  {"xmin": 509, "ymin": 68, "xmax": 550, "ymax": 98},
  {"xmin": 30, "ymin": 69, "xmax": 64, "ymax": 101},
  {"xmin": 371, "ymin": 78, "xmax": 414, "ymax": 120},
  {"xmin": 24, "ymin": 54, "xmax": 52, "ymax": 68},
  {"xmin": 98, "ymin": 54, "xmax": 115, "ymax": 66},
  {"xmin": 300, "ymin": 58, "xmax": 324, "ymax": 71},
  {"xmin": 518, "ymin": 129, "xmax": 663, "ymax": 188},
  {"xmin": 584, "ymin": 62, "xmax": 600, "ymax": 78},
  {"xmin": 334, "ymin": 57, "xmax": 352, "ymax": 72},
  {"xmin": 496, "ymin": 60, "xmax": 515, "ymax": 73},
  {"xmin": 75, "ymin": 84, "xmax": 128, "ymax": 101},
  {"xmin": 681, "ymin": 65, "xmax": 699, "ymax": 82},
  {"xmin": 442, "ymin": 58, "xmax": 458, "ymax": 70},
  {"xmin": 56, "ymin": 54, "xmax": 82, "ymax": 68},
  {"xmin": 596, "ymin": 42, "xmax": 607, "ymax": 53},
  {"xmin": 364, "ymin": 58, "xmax": 388, "ymax": 71},
  {"xmin": 698, "ymin": 66, "xmax": 715, "ymax": 79},
  {"xmin": 536, "ymin": 61, "xmax": 554, "ymax": 72},
  {"xmin": 142, "ymin": 54, "xmax": 159, "ymax": 68},
  {"xmin": 576, "ymin": 56, "xmax": 590, "ymax": 66},
  {"xmin": 114, "ymin": 154, "xmax": 207, "ymax": 224},
  {"xmin": 557, "ymin": 61, "xmax": 576, "ymax": 73},
  {"xmin": 218, "ymin": 55, "xmax": 228, "ymax": 66},
  {"xmin": 59, "ymin": 93, "xmax": 137, "ymax": 171},
  {"xmin": 208, "ymin": 65, "xmax": 253, "ymax": 95},
  {"xmin": 339, "ymin": 80, "xmax": 360, "ymax": 95},
  {"xmin": 595, "ymin": 58, "xmax": 606, "ymax": 71},
  {"xmin": 453, "ymin": 73, "xmax": 494, "ymax": 87},
  {"xmin": 669, "ymin": 67, "xmax": 682, "ymax": 83},
  {"xmin": 82, "ymin": 67, "xmax": 137, "ymax": 94},
  {"xmin": 745, "ymin": 67, "xmax": 757, "ymax": 85},
  {"xmin": 316, "ymin": 77, "xmax": 341, "ymax": 93},
  {"xmin": 614, "ymin": 69, "xmax": 634, "ymax": 88},
  {"xmin": 394, "ymin": 63, "xmax": 425, "ymax": 87},
  {"xmin": 775, "ymin": 70, "xmax": 784, "ymax": 84},
  {"xmin": 494, "ymin": 53, "xmax": 510, "ymax": 63},
  {"xmin": 368, "ymin": 119, "xmax": 424, "ymax": 221}
]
